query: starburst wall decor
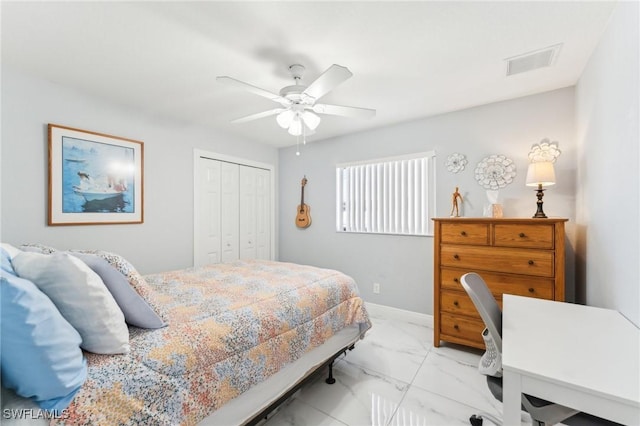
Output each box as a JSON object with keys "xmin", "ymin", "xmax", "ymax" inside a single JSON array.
[
  {"xmin": 445, "ymin": 153, "xmax": 467, "ymax": 174},
  {"xmin": 474, "ymin": 154, "xmax": 517, "ymax": 190},
  {"xmin": 528, "ymin": 138, "xmax": 561, "ymax": 163}
]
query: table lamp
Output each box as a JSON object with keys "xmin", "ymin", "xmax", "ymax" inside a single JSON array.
[{"xmin": 525, "ymin": 161, "xmax": 556, "ymax": 218}]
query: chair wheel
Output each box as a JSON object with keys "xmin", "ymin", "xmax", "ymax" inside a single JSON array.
[{"xmin": 470, "ymin": 414, "xmax": 483, "ymax": 426}]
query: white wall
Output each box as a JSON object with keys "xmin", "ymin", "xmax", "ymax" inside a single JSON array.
[
  {"xmin": 279, "ymin": 88, "xmax": 576, "ymax": 314},
  {"xmin": 575, "ymin": 1, "xmax": 639, "ymax": 326},
  {"xmin": 0, "ymin": 67, "xmax": 279, "ymax": 274}
]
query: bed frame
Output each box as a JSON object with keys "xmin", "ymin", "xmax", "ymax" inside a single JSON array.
[{"xmin": 246, "ymin": 343, "xmax": 356, "ymax": 425}]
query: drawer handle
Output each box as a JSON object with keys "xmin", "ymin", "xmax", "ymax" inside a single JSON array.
[
  {"xmin": 453, "ymin": 254, "xmax": 460, "ymax": 260},
  {"xmin": 453, "ymin": 324, "xmax": 459, "ymax": 330},
  {"xmin": 460, "ymin": 231, "xmax": 467, "ymax": 236},
  {"xmin": 453, "ymin": 301, "xmax": 459, "ymax": 307},
  {"xmin": 528, "ymin": 260, "xmax": 535, "ymax": 265},
  {"xmin": 519, "ymin": 232, "xmax": 526, "ymax": 238},
  {"xmin": 528, "ymin": 288, "xmax": 535, "ymax": 293},
  {"xmin": 453, "ymin": 278, "xmax": 459, "ymax": 283}
]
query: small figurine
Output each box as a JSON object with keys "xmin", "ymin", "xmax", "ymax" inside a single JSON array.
[{"xmin": 450, "ymin": 187, "xmax": 463, "ymax": 217}]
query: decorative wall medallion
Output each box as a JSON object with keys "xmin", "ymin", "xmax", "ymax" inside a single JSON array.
[
  {"xmin": 528, "ymin": 138, "xmax": 561, "ymax": 163},
  {"xmin": 474, "ymin": 154, "xmax": 517, "ymax": 190},
  {"xmin": 445, "ymin": 153, "xmax": 467, "ymax": 173}
]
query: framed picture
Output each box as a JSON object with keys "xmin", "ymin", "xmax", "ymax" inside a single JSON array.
[{"xmin": 48, "ymin": 124, "xmax": 144, "ymax": 225}]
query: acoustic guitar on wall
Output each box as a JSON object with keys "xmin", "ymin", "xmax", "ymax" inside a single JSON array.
[{"xmin": 296, "ymin": 176, "xmax": 312, "ymax": 229}]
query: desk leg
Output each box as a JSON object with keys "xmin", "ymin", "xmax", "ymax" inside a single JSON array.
[{"xmin": 503, "ymin": 370, "xmax": 522, "ymax": 425}]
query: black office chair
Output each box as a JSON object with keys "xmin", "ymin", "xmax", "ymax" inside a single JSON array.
[{"xmin": 460, "ymin": 272, "xmax": 622, "ymax": 426}]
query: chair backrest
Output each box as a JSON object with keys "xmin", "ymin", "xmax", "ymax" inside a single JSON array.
[{"xmin": 460, "ymin": 272, "xmax": 502, "ymax": 352}]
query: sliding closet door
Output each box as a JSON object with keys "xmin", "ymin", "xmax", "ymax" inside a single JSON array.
[
  {"xmin": 195, "ymin": 157, "xmax": 222, "ymax": 266},
  {"xmin": 254, "ymin": 167, "xmax": 271, "ymax": 260},
  {"xmin": 220, "ymin": 162, "xmax": 239, "ymax": 262},
  {"xmin": 239, "ymin": 166, "xmax": 257, "ymax": 259},
  {"xmin": 195, "ymin": 152, "xmax": 272, "ymax": 266},
  {"xmin": 239, "ymin": 166, "xmax": 271, "ymax": 260}
]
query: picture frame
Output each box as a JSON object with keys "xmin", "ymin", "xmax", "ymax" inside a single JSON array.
[{"xmin": 48, "ymin": 124, "xmax": 144, "ymax": 225}]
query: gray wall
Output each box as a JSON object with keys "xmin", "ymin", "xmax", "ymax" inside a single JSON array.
[
  {"xmin": 575, "ymin": 1, "xmax": 639, "ymax": 326},
  {"xmin": 1, "ymin": 67, "xmax": 279, "ymax": 274},
  {"xmin": 279, "ymin": 88, "xmax": 577, "ymax": 314},
  {"xmin": 6, "ymin": 1, "xmax": 637, "ymax": 323}
]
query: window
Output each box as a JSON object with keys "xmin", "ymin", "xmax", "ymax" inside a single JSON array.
[{"xmin": 336, "ymin": 151, "xmax": 436, "ymax": 236}]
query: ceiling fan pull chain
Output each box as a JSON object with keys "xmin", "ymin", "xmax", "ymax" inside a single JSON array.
[{"xmin": 303, "ymin": 122, "xmax": 307, "ymax": 145}]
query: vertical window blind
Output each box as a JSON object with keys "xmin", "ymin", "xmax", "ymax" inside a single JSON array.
[{"xmin": 336, "ymin": 152, "xmax": 436, "ymax": 236}]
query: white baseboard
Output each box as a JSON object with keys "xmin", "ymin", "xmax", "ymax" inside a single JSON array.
[{"xmin": 365, "ymin": 302, "xmax": 433, "ymax": 328}]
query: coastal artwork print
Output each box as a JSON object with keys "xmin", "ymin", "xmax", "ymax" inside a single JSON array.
[{"xmin": 48, "ymin": 124, "xmax": 144, "ymax": 225}]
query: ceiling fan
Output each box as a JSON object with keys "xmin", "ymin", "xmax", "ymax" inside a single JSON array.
[{"xmin": 216, "ymin": 64, "xmax": 376, "ymax": 136}]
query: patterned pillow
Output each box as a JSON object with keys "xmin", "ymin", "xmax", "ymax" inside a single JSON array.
[
  {"xmin": 19, "ymin": 243, "xmax": 58, "ymax": 254},
  {"xmin": 70, "ymin": 250, "xmax": 168, "ymax": 323}
]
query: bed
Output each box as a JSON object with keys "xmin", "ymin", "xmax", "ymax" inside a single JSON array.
[{"xmin": 1, "ymin": 247, "xmax": 371, "ymax": 426}]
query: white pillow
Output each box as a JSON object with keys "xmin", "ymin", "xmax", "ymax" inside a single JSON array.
[{"xmin": 12, "ymin": 252, "xmax": 130, "ymax": 354}]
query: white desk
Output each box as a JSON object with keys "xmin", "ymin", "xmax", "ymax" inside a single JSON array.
[{"xmin": 502, "ymin": 295, "xmax": 640, "ymax": 425}]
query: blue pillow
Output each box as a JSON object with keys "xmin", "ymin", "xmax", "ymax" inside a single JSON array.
[
  {"xmin": 0, "ymin": 272, "xmax": 87, "ymax": 412},
  {"xmin": 2, "ymin": 244, "xmax": 23, "ymax": 275},
  {"xmin": 1, "ymin": 248, "xmax": 14, "ymax": 275}
]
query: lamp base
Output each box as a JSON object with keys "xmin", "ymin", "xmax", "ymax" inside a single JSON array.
[
  {"xmin": 532, "ymin": 186, "xmax": 547, "ymax": 219},
  {"xmin": 532, "ymin": 210, "xmax": 548, "ymax": 219}
]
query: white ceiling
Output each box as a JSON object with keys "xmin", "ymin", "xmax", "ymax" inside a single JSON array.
[{"xmin": 1, "ymin": 1, "xmax": 616, "ymax": 148}]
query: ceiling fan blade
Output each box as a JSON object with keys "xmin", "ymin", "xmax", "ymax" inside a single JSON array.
[
  {"xmin": 312, "ymin": 104, "xmax": 376, "ymax": 119},
  {"xmin": 230, "ymin": 108, "xmax": 286, "ymax": 124},
  {"xmin": 216, "ymin": 76, "xmax": 290, "ymax": 106},
  {"xmin": 302, "ymin": 64, "xmax": 353, "ymax": 102}
]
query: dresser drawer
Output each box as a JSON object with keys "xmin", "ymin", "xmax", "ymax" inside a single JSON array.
[
  {"xmin": 440, "ymin": 223, "xmax": 489, "ymax": 245},
  {"xmin": 440, "ymin": 313, "xmax": 484, "ymax": 347},
  {"xmin": 440, "ymin": 268, "xmax": 554, "ymax": 299},
  {"xmin": 440, "ymin": 290, "xmax": 480, "ymax": 318},
  {"xmin": 494, "ymin": 224, "xmax": 554, "ymax": 249},
  {"xmin": 441, "ymin": 245, "xmax": 554, "ymax": 277}
]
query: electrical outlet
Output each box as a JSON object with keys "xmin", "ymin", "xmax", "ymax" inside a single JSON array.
[{"xmin": 373, "ymin": 282, "xmax": 380, "ymax": 294}]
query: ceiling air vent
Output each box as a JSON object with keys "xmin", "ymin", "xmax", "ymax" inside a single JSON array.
[{"xmin": 505, "ymin": 44, "xmax": 562, "ymax": 76}]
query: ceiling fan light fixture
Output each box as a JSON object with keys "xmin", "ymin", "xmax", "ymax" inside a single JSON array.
[
  {"xmin": 219, "ymin": 63, "xmax": 375, "ymax": 139},
  {"xmin": 288, "ymin": 117, "xmax": 302, "ymax": 136},
  {"xmin": 276, "ymin": 110, "xmax": 295, "ymax": 128},
  {"xmin": 302, "ymin": 111, "xmax": 321, "ymax": 130}
]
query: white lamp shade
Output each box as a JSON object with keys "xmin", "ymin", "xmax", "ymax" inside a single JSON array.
[
  {"xmin": 288, "ymin": 116, "xmax": 302, "ymax": 136},
  {"xmin": 302, "ymin": 111, "xmax": 321, "ymax": 130},
  {"xmin": 276, "ymin": 110, "xmax": 295, "ymax": 129},
  {"xmin": 526, "ymin": 162, "xmax": 556, "ymax": 187}
]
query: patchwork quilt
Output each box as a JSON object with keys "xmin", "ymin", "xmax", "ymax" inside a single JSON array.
[{"xmin": 54, "ymin": 260, "xmax": 371, "ymax": 425}]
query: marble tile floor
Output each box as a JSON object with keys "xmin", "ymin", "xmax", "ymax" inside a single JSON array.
[{"xmin": 263, "ymin": 309, "xmax": 533, "ymax": 426}]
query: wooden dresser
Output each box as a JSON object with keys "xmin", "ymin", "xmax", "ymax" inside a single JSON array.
[{"xmin": 433, "ymin": 218, "xmax": 568, "ymax": 349}]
